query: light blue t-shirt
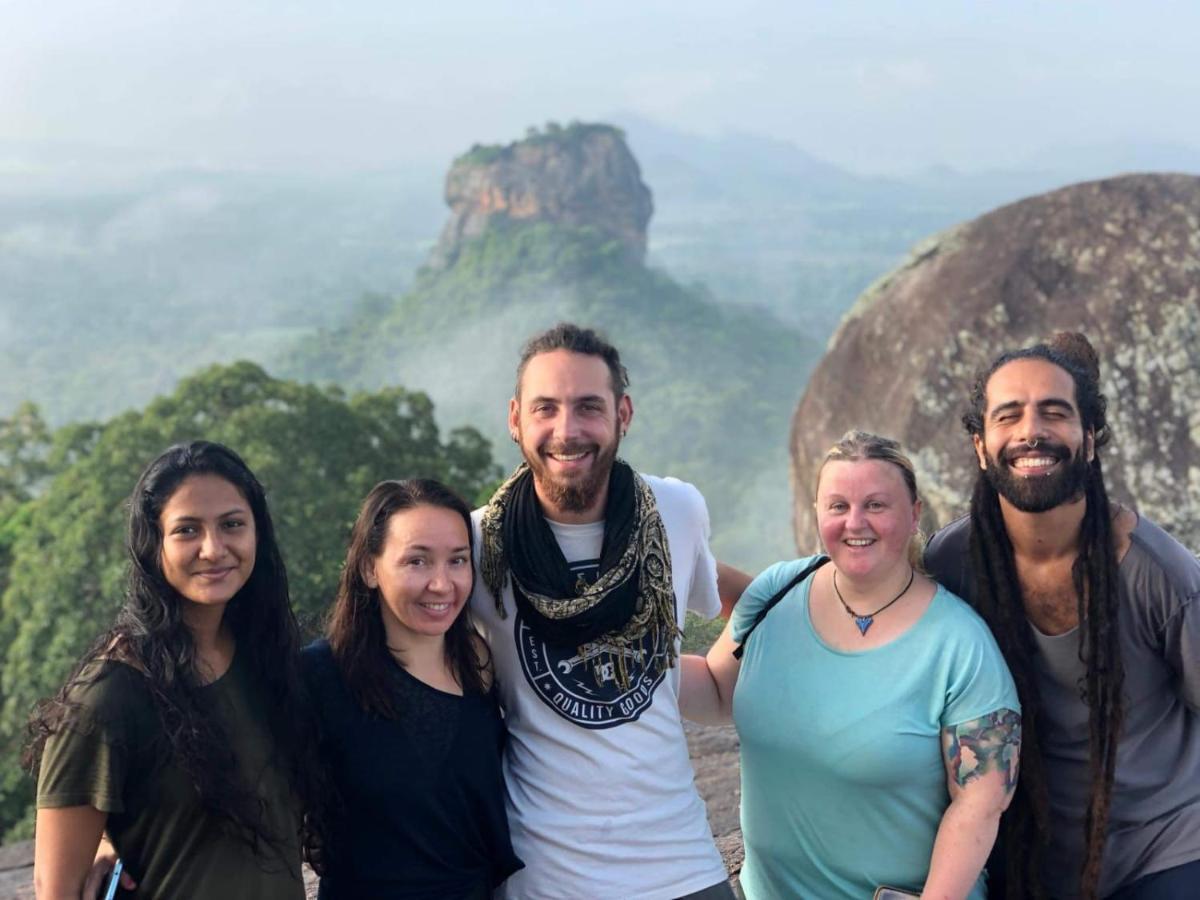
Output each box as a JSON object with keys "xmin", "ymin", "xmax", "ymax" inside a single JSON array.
[{"xmin": 730, "ymin": 557, "xmax": 1019, "ymax": 900}]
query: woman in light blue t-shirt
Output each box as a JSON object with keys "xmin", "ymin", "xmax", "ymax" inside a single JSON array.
[{"xmin": 681, "ymin": 431, "xmax": 1021, "ymax": 900}]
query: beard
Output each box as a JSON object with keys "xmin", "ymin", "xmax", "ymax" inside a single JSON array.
[
  {"xmin": 521, "ymin": 429, "xmax": 621, "ymax": 514},
  {"xmin": 983, "ymin": 439, "xmax": 1091, "ymax": 513}
]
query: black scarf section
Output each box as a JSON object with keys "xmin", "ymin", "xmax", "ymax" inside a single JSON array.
[{"xmin": 502, "ymin": 462, "xmax": 639, "ymax": 647}]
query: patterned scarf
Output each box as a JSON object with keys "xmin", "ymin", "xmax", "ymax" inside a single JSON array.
[{"xmin": 480, "ymin": 460, "xmax": 679, "ymax": 689}]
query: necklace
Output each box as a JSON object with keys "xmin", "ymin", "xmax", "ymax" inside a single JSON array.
[{"xmin": 832, "ymin": 567, "xmax": 915, "ymax": 636}]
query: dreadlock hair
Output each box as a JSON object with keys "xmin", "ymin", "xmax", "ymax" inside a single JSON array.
[
  {"xmin": 26, "ymin": 441, "xmax": 322, "ymax": 869},
  {"xmin": 962, "ymin": 333, "xmax": 1124, "ymax": 900}
]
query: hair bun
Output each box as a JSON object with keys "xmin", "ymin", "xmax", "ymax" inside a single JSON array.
[{"xmin": 1047, "ymin": 331, "xmax": 1100, "ymax": 382}]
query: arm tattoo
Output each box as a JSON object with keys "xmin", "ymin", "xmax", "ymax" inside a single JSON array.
[{"xmin": 944, "ymin": 708, "xmax": 1021, "ymax": 794}]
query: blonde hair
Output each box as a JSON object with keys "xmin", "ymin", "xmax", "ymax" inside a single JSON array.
[{"xmin": 816, "ymin": 430, "xmax": 925, "ymax": 569}]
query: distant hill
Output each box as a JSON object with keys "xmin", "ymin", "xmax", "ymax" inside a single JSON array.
[
  {"xmin": 280, "ymin": 123, "xmax": 822, "ymax": 568},
  {"xmin": 613, "ymin": 115, "xmax": 1186, "ymax": 339},
  {"xmin": 0, "ymin": 167, "xmax": 443, "ymax": 423},
  {"xmin": 9, "ymin": 121, "xmax": 1189, "ymax": 429}
]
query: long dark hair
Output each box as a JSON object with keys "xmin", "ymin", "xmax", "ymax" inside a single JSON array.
[
  {"xmin": 326, "ymin": 478, "xmax": 487, "ymax": 717},
  {"xmin": 27, "ymin": 440, "xmax": 319, "ymax": 863},
  {"xmin": 963, "ymin": 334, "xmax": 1124, "ymax": 900}
]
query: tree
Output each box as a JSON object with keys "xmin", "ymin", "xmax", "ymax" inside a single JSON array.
[
  {"xmin": 0, "ymin": 402, "xmax": 52, "ymax": 504},
  {"xmin": 0, "ymin": 362, "xmax": 499, "ymax": 836}
]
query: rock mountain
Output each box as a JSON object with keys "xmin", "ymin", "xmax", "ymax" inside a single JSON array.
[
  {"xmin": 430, "ymin": 123, "xmax": 653, "ymax": 270},
  {"xmin": 285, "ymin": 122, "xmax": 820, "ymax": 569},
  {"xmin": 790, "ymin": 173, "xmax": 1200, "ymax": 552}
]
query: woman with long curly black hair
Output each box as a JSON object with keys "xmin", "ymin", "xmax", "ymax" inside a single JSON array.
[{"xmin": 28, "ymin": 440, "xmax": 318, "ymax": 899}]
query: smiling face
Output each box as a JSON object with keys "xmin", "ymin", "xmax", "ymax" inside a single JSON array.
[
  {"xmin": 366, "ymin": 504, "xmax": 474, "ymax": 647},
  {"xmin": 815, "ymin": 459, "xmax": 921, "ymax": 584},
  {"xmin": 974, "ymin": 357, "xmax": 1094, "ymax": 513},
  {"xmin": 159, "ymin": 474, "xmax": 257, "ymax": 612},
  {"xmin": 509, "ymin": 348, "xmax": 633, "ymax": 522}
]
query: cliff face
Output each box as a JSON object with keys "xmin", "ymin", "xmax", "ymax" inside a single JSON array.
[
  {"xmin": 790, "ymin": 173, "xmax": 1200, "ymax": 552},
  {"xmin": 430, "ymin": 123, "xmax": 653, "ymax": 269}
]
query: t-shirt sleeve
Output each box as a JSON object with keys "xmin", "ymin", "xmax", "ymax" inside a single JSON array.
[
  {"xmin": 1163, "ymin": 590, "xmax": 1200, "ymax": 712},
  {"xmin": 36, "ymin": 667, "xmax": 141, "ymax": 813},
  {"xmin": 730, "ymin": 558, "xmax": 819, "ymax": 644},
  {"xmin": 939, "ymin": 598, "xmax": 1021, "ymax": 728},
  {"xmin": 680, "ymin": 482, "xmax": 721, "ymax": 619}
]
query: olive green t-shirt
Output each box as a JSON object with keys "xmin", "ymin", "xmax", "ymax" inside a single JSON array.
[{"xmin": 37, "ymin": 649, "xmax": 304, "ymax": 900}]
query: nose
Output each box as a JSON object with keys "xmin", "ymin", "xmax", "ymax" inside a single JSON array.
[
  {"xmin": 552, "ymin": 407, "xmax": 581, "ymax": 443},
  {"xmin": 1019, "ymin": 415, "xmax": 1050, "ymax": 448},
  {"xmin": 198, "ymin": 529, "xmax": 226, "ymax": 560},
  {"xmin": 427, "ymin": 565, "xmax": 453, "ymax": 593},
  {"xmin": 846, "ymin": 504, "xmax": 869, "ymax": 530}
]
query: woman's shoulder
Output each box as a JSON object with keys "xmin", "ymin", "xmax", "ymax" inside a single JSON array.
[
  {"xmin": 731, "ymin": 555, "xmax": 825, "ymax": 635},
  {"xmin": 750, "ymin": 555, "xmax": 826, "ymax": 596},
  {"xmin": 927, "ymin": 584, "xmax": 1015, "ymax": 677},
  {"xmin": 929, "ymin": 583, "xmax": 994, "ymax": 636},
  {"xmin": 70, "ymin": 657, "xmax": 151, "ymax": 706},
  {"xmin": 48, "ymin": 657, "xmax": 155, "ymax": 747}
]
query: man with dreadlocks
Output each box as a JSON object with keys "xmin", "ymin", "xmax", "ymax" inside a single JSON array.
[
  {"xmin": 471, "ymin": 323, "xmax": 743, "ymax": 899},
  {"xmin": 925, "ymin": 332, "xmax": 1200, "ymax": 900}
]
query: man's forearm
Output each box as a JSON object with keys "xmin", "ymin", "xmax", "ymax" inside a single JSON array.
[
  {"xmin": 716, "ymin": 562, "xmax": 753, "ymax": 619},
  {"xmin": 678, "ymin": 654, "xmax": 733, "ymax": 725}
]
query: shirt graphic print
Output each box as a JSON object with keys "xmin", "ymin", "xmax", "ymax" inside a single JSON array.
[{"xmin": 515, "ymin": 556, "xmax": 669, "ymax": 729}]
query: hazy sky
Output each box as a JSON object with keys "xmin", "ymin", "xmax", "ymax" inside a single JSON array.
[{"xmin": 3, "ymin": 0, "xmax": 1198, "ymax": 175}]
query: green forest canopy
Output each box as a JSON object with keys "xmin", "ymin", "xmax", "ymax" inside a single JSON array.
[{"xmin": 0, "ymin": 362, "xmax": 499, "ymax": 837}]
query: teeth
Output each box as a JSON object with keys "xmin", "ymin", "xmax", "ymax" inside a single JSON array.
[
  {"xmin": 845, "ymin": 539, "xmax": 874, "ymax": 546},
  {"xmin": 552, "ymin": 452, "xmax": 587, "ymax": 461},
  {"xmin": 1013, "ymin": 457, "xmax": 1056, "ymax": 468},
  {"xmin": 422, "ymin": 603, "xmax": 451, "ymax": 611}
]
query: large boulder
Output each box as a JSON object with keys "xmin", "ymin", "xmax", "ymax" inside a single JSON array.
[
  {"xmin": 790, "ymin": 173, "xmax": 1200, "ymax": 552},
  {"xmin": 430, "ymin": 122, "xmax": 653, "ymax": 269}
]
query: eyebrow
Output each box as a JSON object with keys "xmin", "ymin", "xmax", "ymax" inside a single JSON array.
[
  {"xmin": 988, "ymin": 397, "xmax": 1076, "ymax": 419},
  {"xmin": 822, "ymin": 492, "xmax": 893, "ymax": 501},
  {"xmin": 405, "ymin": 544, "xmax": 471, "ymax": 553},
  {"xmin": 527, "ymin": 393, "xmax": 608, "ymax": 405},
  {"xmin": 168, "ymin": 507, "xmax": 248, "ymax": 523}
]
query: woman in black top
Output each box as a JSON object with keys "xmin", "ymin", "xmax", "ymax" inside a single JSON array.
[{"xmin": 303, "ymin": 478, "xmax": 522, "ymax": 899}]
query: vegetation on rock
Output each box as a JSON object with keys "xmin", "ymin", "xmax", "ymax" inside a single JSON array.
[
  {"xmin": 283, "ymin": 217, "xmax": 821, "ymax": 569},
  {"xmin": 454, "ymin": 121, "xmax": 625, "ymax": 167}
]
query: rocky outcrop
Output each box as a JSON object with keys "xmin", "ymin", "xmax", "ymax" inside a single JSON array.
[
  {"xmin": 429, "ymin": 123, "xmax": 653, "ymax": 269},
  {"xmin": 790, "ymin": 173, "xmax": 1200, "ymax": 551}
]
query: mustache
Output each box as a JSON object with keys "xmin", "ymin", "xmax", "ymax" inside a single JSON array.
[{"xmin": 540, "ymin": 441, "xmax": 598, "ymax": 456}]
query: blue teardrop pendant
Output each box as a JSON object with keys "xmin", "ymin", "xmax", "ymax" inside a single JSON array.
[{"xmin": 854, "ymin": 615, "xmax": 873, "ymax": 635}]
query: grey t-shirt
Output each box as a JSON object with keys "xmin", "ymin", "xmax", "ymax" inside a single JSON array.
[{"xmin": 925, "ymin": 513, "xmax": 1200, "ymax": 898}]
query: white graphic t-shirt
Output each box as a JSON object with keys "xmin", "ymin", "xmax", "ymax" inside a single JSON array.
[{"xmin": 471, "ymin": 475, "xmax": 726, "ymax": 900}]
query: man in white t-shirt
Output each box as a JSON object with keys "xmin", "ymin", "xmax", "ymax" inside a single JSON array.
[{"xmin": 471, "ymin": 322, "xmax": 740, "ymax": 900}]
